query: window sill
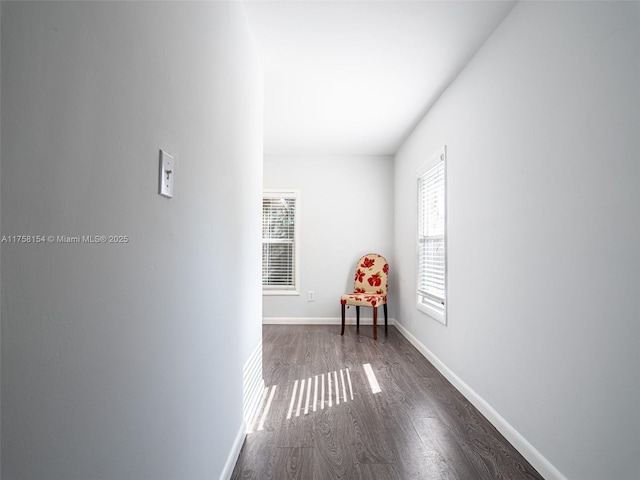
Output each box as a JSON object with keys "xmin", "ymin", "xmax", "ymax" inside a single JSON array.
[
  {"xmin": 417, "ymin": 297, "xmax": 447, "ymax": 325},
  {"xmin": 263, "ymin": 290, "xmax": 300, "ymax": 296}
]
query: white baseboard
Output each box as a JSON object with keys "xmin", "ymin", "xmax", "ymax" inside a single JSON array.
[
  {"xmin": 263, "ymin": 316, "xmax": 397, "ymax": 326},
  {"xmin": 393, "ymin": 320, "xmax": 566, "ymax": 480},
  {"xmin": 219, "ymin": 420, "xmax": 246, "ymax": 480}
]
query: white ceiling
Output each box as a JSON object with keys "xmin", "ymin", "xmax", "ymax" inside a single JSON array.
[{"xmin": 244, "ymin": 0, "xmax": 516, "ymax": 156}]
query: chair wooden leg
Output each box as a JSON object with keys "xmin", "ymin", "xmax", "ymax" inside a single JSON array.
[
  {"xmin": 373, "ymin": 306, "xmax": 377, "ymax": 340},
  {"xmin": 384, "ymin": 303, "xmax": 388, "ymax": 333},
  {"xmin": 341, "ymin": 303, "xmax": 346, "ymax": 336},
  {"xmin": 356, "ymin": 306, "xmax": 360, "ymax": 332}
]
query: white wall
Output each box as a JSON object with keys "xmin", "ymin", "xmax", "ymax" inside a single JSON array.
[
  {"xmin": 394, "ymin": 2, "xmax": 640, "ymax": 479},
  {"xmin": 0, "ymin": 4, "xmax": 2, "ymax": 475},
  {"xmin": 263, "ymin": 155, "xmax": 394, "ymax": 321},
  {"xmin": 1, "ymin": 2, "xmax": 263, "ymax": 479}
]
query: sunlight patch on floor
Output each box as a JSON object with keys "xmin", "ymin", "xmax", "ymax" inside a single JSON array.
[
  {"xmin": 247, "ymin": 364, "xmax": 374, "ymax": 434},
  {"xmin": 286, "ymin": 368, "xmax": 353, "ymax": 419},
  {"xmin": 363, "ymin": 363, "xmax": 381, "ymax": 394}
]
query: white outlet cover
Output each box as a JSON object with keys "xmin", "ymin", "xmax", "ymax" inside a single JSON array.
[{"xmin": 159, "ymin": 150, "xmax": 175, "ymax": 198}]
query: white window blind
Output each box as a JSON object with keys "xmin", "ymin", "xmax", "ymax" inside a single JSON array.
[
  {"xmin": 262, "ymin": 191, "xmax": 299, "ymax": 293},
  {"xmin": 417, "ymin": 148, "xmax": 446, "ymax": 323}
]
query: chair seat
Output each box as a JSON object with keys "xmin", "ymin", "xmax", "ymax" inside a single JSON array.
[{"xmin": 341, "ymin": 293, "xmax": 387, "ymax": 308}]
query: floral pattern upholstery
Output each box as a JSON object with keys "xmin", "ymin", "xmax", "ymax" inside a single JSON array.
[{"xmin": 341, "ymin": 254, "xmax": 389, "ymax": 308}]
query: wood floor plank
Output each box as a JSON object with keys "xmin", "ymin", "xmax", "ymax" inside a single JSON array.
[
  {"xmin": 311, "ymin": 404, "xmax": 359, "ymax": 480},
  {"xmin": 268, "ymin": 378, "xmax": 314, "ymax": 448},
  {"xmin": 376, "ymin": 358, "xmax": 441, "ymax": 419},
  {"xmin": 231, "ymin": 325, "xmax": 544, "ymax": 480},
  {"xmin": 412, "ymin": 414, "xmax": 492, "ymax": 479},
  {"xmin": 273, "ymin": 447, "xmax": 314, "ymax": 480},
  {"xmin": 231, "ymin": 434, "xmax": 278, "ymax": 480},
  {"xmin": 356, "ymin": 360, "xmax": 457, "ymax": 479},
  {"xmin": 353, "ymin": 462, "xmax": 403, "ymax": 480},
  {"xmin": 341, "ymin": 369, "xmax": 396, "ymax": 464}
]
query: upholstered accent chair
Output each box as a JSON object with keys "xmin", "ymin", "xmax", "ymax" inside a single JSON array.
[{"xmin": 340, "ymin": 254, "xmax": 389, "ymax": 340}]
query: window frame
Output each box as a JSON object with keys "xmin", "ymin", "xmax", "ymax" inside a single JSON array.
[
  {"xmin": 262, "ymin": 189, "xmax": 300, "ymax": 296},
  {"xmin": 416, "ymin": 146, "xmax": 447, "ymax": 325}
]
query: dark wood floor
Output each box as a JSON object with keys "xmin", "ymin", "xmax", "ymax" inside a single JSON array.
[{"xmin": 231, "ymin": 325, "xmax": 543, "ymax": 480}]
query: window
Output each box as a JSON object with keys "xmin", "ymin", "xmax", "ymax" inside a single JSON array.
[
  {"xmin": 417, "ymin": 146, "xmax": 447, "ymax": 324},
  {"xmin": 262, "ymin": 190, "xmax": 299, "ymax": 295}
]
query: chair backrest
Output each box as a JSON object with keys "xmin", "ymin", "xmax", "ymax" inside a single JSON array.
[{"xmin": 353, "ymin": 254, "xmax": 389, "ymax": 295}]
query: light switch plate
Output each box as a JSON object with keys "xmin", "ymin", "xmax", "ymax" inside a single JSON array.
[{"xmin": 159, "ymin": 150, "xmax": 175, "ymax": 198}]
